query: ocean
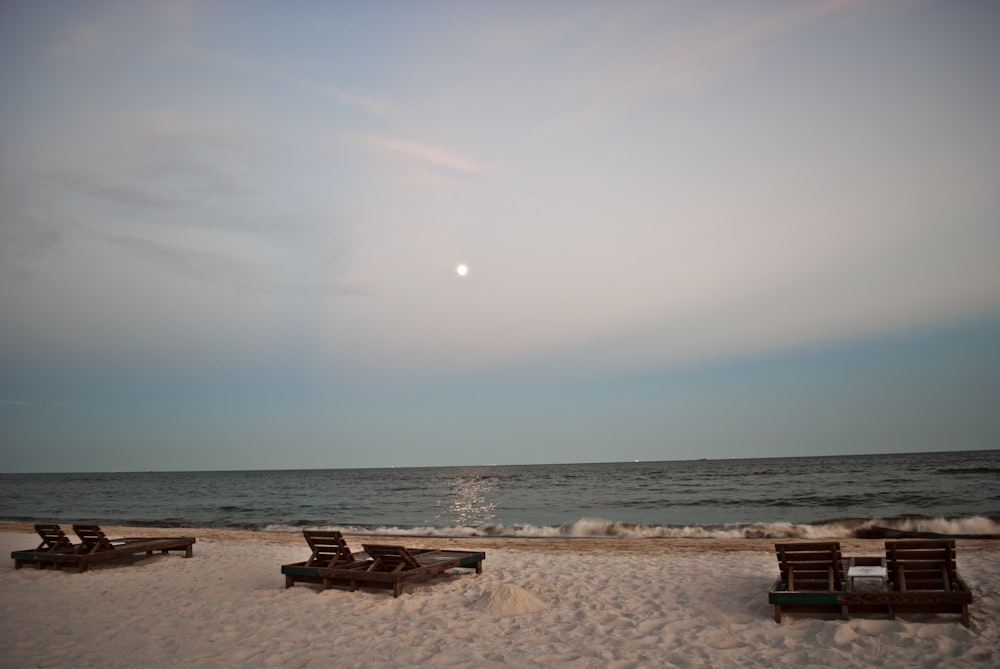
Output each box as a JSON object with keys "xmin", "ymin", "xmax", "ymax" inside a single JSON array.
[{"xmin": 1, "ymin": 450, "xmax": 998, "ymax": 539}]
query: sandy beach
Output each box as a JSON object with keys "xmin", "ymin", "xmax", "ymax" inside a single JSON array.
[{"xmin": 1, "ymin": 523, "xmax": 997, "ymax": 668}]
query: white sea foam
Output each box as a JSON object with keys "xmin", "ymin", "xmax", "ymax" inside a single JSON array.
[{"xmin": 261, "ymin": 515, "xmax": 1000, "ymax": 540}]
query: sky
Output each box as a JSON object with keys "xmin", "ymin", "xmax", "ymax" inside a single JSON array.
[{"xmin": 1, "ymin": 0, "xmax": 999, "ymax": 473}]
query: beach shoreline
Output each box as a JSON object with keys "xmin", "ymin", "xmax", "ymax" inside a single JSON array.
[
  {"xmin": 2, "ymin": 523, "xmax": 997, "ymax": 668},
  {"xmin": 4, "ymin": 520, "xmax": 999, "ymax": 555}
]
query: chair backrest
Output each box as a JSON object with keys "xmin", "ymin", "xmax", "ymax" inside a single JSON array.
[
  {"xmin": 774, "ymin": 542, "xmax": 844, "ymax": 591},
  {"xmin": 303, "ymin": 530, "xmax": 357, "ymax": 567},
  {"xmin": 885, "ymin": 540, "xmax": 958, "ymax": 592},
  {"xmin": 362, "ymin": 544, "xmax": 421, "ymax": 572},
  {"xmin": 34, "ymin": 524, "xmax": 75, "ymax": 552},
  {"xmin": 72, "ymin": 525, "xmax": 115, "ymax": 553}
]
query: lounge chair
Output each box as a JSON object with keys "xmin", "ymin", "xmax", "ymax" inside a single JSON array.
[
  {"xmin": 303, "ymin": 530, "xmax": 362, "ymax": 567},
  {"xmin": 33, "ymin": 524, "xmax": 77, "ymax": 552},
  {"xmin": 281, "ymin": 530, "xmax": 368, "ymax": 588},
  {"xmin": 882, "ymin": 539, "xmax": 973, "ymax": 627},
  {"xmin": 768, "ymin": 542, "xmax": 847, "ymax": 622},
  {"xmin": 11, "ymin": 524, "xmax": 195, "ymax": 573},
  {"xmin": 341, "ymin": 543, "xmax": 486, "ymax": 597},
  {"xmin": 72, "ymin": 524, "xmax": 195, "ymax": 558},
  {"xmin": 769, "ymin": 540, "xmax": 975, "ymax": 626},
  {"xmin": 10, "ymin": 524, "xmax": 79, "ymax": 569}
]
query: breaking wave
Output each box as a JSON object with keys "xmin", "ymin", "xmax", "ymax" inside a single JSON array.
[{"xmin": 262, "ymin": 515, "xmax": 1000, "ymax": 540}]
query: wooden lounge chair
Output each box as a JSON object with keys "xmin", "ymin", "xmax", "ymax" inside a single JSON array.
[
  {"xmin": 11, "ymin": 524, "xmax": 195, "ymax": 573},
  {"xmin": 303, "ymin": 530, "xmax": 362, "ymax": 567},
  {"xmin": 883, "ymin": 540, "xmax": 973, "ymax": 627},
  {"xmin": 768, "ymin": 542, "xmax": 847, "ymax": 622},
  {"xmin": 282, "ymin": 534, "xmax": 485, "ymax": 597},
  {"xmin": 339, "ymin": 544, "xmax": 485, "ymax": 597},
  {"xmin": 10, "ymin": 524, "xmax": 80, "ymax": 569},
  {"xmin": 33, "ymin": 524, "xmax": 77, "ymax": 552},
  {"xmin": 769, "ymin": 540, "xmax": 975, "ymax": 626},
  {"xmin": 281, "ymin": 530, "xmax": 368, "ymax": 588}
]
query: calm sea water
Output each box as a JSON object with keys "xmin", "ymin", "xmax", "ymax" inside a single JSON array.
[{"xmin": 1, "ymin": 450, "xmax": 998, "ymax": 539}]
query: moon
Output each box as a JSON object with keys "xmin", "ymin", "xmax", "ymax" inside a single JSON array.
[{"xmin": 456, "ymin": 264, "xmax": 469, "ymax": 277}]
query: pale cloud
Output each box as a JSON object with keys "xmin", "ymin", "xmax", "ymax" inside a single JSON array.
[
  {"xmin": 432, "ymin": 2, "xmax": 894, "ymax": 136},
  {"xmin": 550, "ymin": 0, "xmax": 897, "ymax": 120},
  {"xmin": 357, "ymin": 134, "xmax": 490, "ymax": 175},
  {"xmin": 97, "ymin": 233, "xmax": 258, "ymax": 288},
  {"xmin": 50, "ymin": 23, "xmax": 109, "ymax": 58},
  {"xmin": 127, "ymin": 109, "xmax": 253, "ymax": 149},
  {"xmin": 148, "ymin": 0, "xmax": 203, "ymax": 27},
  {"xmin": 290, "ymin": 79, "xmax": 398, "ymax": 123},
  {"xmin": 659, "ymin": 0, "xmax": 881, "ymax": 90},
  {"xmin": 15, "ymin": 148, "xmax": 249, "ymax": 242},
  {"xmin": 49, "ymin": 0, "xmax": 203, "ymax": 59},
  {"xmin": 180, "ymin": 44, "xmax": 398, "ymax": 122}
]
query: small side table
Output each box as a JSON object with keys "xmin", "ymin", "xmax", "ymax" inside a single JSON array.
[{"xmin": 847, "ymin": 556, "xmax": 888, "ymax": 592}]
